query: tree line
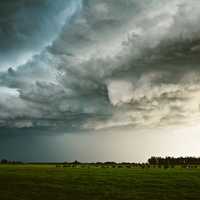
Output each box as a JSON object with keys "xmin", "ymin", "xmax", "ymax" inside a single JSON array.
[
  {"xmin": 0, "ymin": 159, "xmax": 23, "ymax": 164},
  {"xmin": 148, "ymin": 157, "xmax": 200, "ymax": 165},
  {"xmin": 1, "ymin": 157, "xmax": 200, "ymax": 166}
]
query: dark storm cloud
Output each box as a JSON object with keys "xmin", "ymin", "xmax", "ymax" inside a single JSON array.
[
  {"xmin": 0, "ymin": 0, "xmax": 81, "ymax": 69},
  {"xmin": 1, "ymin": 0, "xmax": 200, "ymax": 132}
]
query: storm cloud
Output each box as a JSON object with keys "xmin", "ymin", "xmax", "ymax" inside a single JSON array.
[
  {"xmin": 1, "ymin": 0, "xmax": 200, "ymax": 132},
  {"xmin": 0, "ymin": 0, "xmax": 81, "ymax": 69}
]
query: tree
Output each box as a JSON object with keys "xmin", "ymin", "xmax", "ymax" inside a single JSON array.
[{"xmin": 1, "ymin": 159, "xmax": 8, "ymax": 164}]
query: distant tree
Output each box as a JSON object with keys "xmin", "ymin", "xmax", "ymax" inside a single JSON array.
[
  {"xmin": 148, "ymin": 157, "xmax": 158, "ymax": 165},
  {"xmin": 1, "ymin": 159, "xmax": 8, "ymax": 164},
  {"xmin": 73, "ymin": 160, "xmax": 80, "ymax": 165},
  {"xmin": 148, "ymin": 156, "xmax": 200, "ymax": 166}
]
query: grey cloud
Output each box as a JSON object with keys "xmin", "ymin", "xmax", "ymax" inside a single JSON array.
[
  {"xmin": 1, "ymin": 0, "xmax": 200, "ymax": 131},
  {"xmin": 0, "ymin": 0, "xmax": 81, "ymax": 70}
]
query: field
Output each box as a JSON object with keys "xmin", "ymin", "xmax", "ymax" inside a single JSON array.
[{"xmin": 0, "ymin": 164, "xmax": 200, "ymax": 200}]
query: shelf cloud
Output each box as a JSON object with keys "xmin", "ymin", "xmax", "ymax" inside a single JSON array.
[{"xmin": 1, "ymin": 0, "xmax": 200, "ymax": 132}]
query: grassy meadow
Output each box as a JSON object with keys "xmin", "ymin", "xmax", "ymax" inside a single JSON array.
[{"xmin": 0, "ymin": 164, "xmax": 200, "ymax": 200}]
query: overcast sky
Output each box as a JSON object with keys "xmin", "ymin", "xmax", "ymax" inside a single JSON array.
[{"xmin": 0, "ymin": 0, "xmax": 200, "ymax": 162}]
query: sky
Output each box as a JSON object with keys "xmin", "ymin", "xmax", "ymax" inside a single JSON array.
[{"xmin": 0, "ymin": 0, "xmax": 200, "ymax": 162}]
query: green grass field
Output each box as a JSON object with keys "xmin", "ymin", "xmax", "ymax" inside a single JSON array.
[{"xmin": 0, "ymin": 165, "xmax": 200, "ymax": 200}]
